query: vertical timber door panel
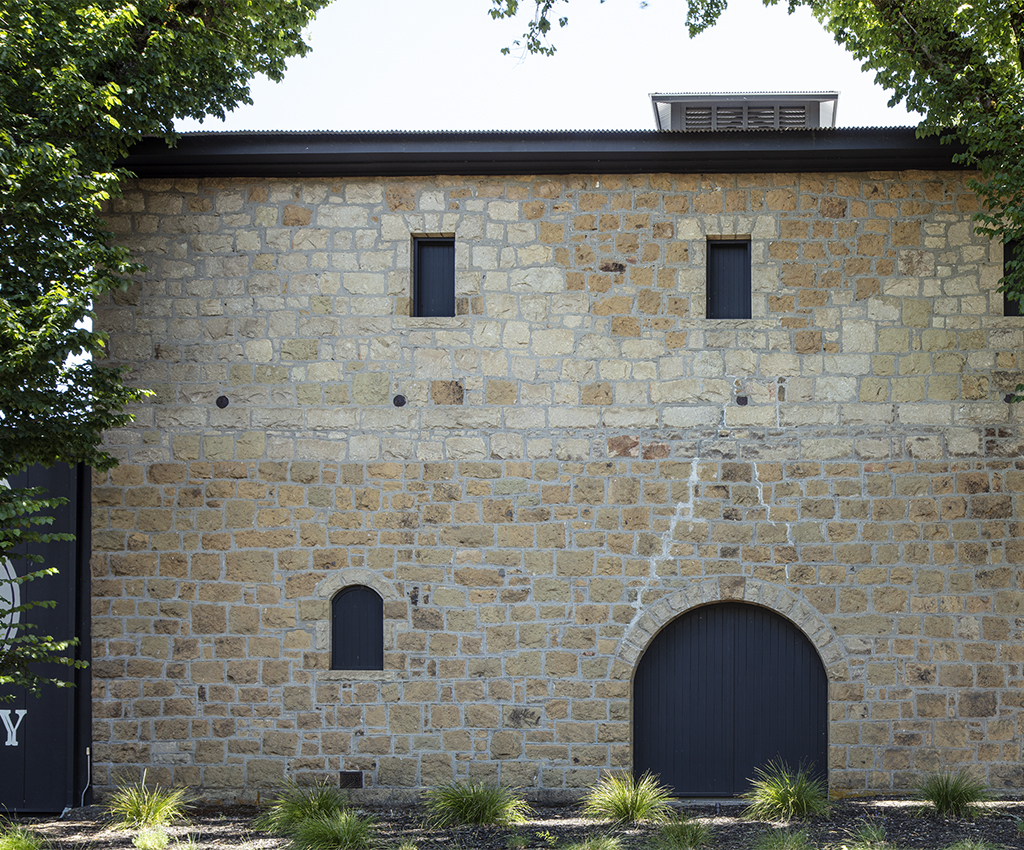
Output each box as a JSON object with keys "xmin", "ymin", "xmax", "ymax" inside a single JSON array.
[
  {"xmin": 0, "ymin": 463, "xmax": 91, "ymax": 812},
  {"xmin": 331, "ymin": 586, "xmax": 383, "ymax": 671},
  {"xmin": 633, "ymin": 602, "xmax": 827, "ymax": 797}
]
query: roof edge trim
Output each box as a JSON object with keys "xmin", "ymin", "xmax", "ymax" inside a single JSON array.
[{"xmin": 121, "ymin": 128, "xmax": 967, "ymax": 178}]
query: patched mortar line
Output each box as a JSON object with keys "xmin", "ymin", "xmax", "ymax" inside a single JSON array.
[
  {"xmin": 753, "ymin": 461, "xmax": 793, "ymax": 546},
  {"xmin": 629, "ymin": 458, "xmax": 699, "ymax": 625}
]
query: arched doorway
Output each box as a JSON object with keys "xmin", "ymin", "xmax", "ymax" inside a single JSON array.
[{"xmin": 633, "ymin": 601, "xmax": 827, "ymax": 796}]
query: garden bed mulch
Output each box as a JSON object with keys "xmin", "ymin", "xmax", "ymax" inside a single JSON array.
[{"xmin": 15, "ymin": 798, "xmax": 1024, "ymax": 850}]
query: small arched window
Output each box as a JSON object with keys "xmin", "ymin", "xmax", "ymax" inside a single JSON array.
[{"xmin": 331, "ymin": 585, "xmax": 384, "ymax": 670}]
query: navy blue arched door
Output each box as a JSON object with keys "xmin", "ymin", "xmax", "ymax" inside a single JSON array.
[{"xmin": 633, "ymin": 602, "xmax": 827, "ymax": 796}]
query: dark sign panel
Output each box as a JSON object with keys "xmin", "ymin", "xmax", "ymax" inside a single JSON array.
[{"xmin": 0, "ymin": 464, "xmax": 91, "ymax": 812}]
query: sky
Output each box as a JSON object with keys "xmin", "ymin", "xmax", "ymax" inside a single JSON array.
[{"xmin": 176, "ymin": 0, "xmax": 920, "ymax": 134}]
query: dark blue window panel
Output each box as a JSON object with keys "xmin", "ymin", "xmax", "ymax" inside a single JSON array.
[
  {"xmin": 1004, "ymin": 240, "xmax": 1021, "ymax": 317},
  {"xmin": 414, "ymin": 238, "xmax": 455, "ymax": 317},
  {"xmin": 331, "ymin": 586, "xmax": 383, "ymax": 670},
  {"xmin": 706, "ymin": 241, "xmax": 751, "ymax": 319}
]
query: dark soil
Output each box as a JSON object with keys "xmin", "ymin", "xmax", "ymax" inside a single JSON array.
[{"xmin": 16, "ymin": 798, "xmax": 1024, "ymax": 850}]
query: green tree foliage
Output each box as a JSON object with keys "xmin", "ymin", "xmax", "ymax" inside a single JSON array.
[
  {"xmin": 0, "ymin": 0, "xmax": 330, "ymax": 696},
  {"xmin": 490, "ymin": 0, "xmax": 1024, "ymax": 313}
]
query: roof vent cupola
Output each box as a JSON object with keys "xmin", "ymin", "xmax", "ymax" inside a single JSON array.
[{"xmin": 651, "ymin": 92, "xmax": 839, "ymax": 131}]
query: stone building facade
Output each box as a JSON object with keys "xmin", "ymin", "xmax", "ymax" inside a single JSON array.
[{"xmin": 92, "ymin": 128, "xmax": 1024, "ymax": 800}]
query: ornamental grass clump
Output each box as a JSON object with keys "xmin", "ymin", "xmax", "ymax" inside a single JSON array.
[
  {"xmin": 289, "ymin": 811, "xmax": 377, "ymax": 850},
  {"xmin": 424, "ymin": 780, "xmax": 531, "ymax": 827},
  {"xmin": 834, "ymin": 821, "xmax": 893, "ymax": 850},
  {"xmin": 653, "ymin": 814, "xmax": 712, "ymax": 850},
  {"xmin": 562, "ymin": 836, "xmax": 622, "ymax": 850},
  {"xmin": 132, "ymin": 826, "xmax": 170, "ymax": 850},
  {"xmin": 754, "ymin": 828, "xmax": 814, "ymax": 850},
  {"xmin": 741, "ymin": 762, "xmax": 829, "ymax": 821},
  {"xmin": 0, "ymin": 824, "xmax": 47, "ymax": 850},
  {"xmin": 174, "ymin": 834, "xmax": 202, "ymax": 850},
  {"xmin": 254, "ymin": 780, "xmax": 350, "ymax": 835},
  {"xmin": 917, "ymin": 770, "xmax": 990, "ymax": 819},
  {"xmin": 106, "ymin": 771, "xmax": 191, "ymax": 830},
  {"xmin": 581, "ymin": 772, "xmax": 673, "ymax": 825}
]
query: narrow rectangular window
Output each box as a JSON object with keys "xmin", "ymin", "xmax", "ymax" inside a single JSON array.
[
  {"xmin": 413, "ymin": 237, "xmax": 455, "ymax": 317},
  {"xmin": 707, "ymin": 240, "xmax": 751, "ymax": 319},
  {"xmin": 1004, "ymin": 239, "xmax": 1021, "ymax": 317}
]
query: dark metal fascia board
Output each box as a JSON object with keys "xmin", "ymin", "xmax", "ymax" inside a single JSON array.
[{"xmin": 121, "ymin": 128, "xmax": 968, "ymax": 178}]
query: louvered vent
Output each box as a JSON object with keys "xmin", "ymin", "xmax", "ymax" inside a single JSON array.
[
  {"xmin": 779, "ymin": 106, "xmax": 807, "ymax": 128},
  {"xmin": 684, "ymin": 106, "xmax": 712, "ymax": 130},
  {"xmin": 715, "ymin": 107, "xmax": 744, "ymax": 129},
  {"xmin": 747, "ymin": 107, "xmax": 776, "ymax": 129},
  {"xmin": 651, "ymin": 93, "xmax": 837, "ymax": 132}
]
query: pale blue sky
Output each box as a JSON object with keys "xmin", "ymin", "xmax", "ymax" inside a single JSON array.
[{"xmin": 177, "ymin": 0, "xmax": 919, "ymax": 133}]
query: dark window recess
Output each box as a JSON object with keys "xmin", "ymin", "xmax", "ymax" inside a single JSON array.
[
  {"xmin": 413, "ymin": 238, "xmax": 455, "ymax": 317},
  {"xmin": 707, "ymin": 241, "xmax": 752, "ymax": 319},
  {"xmin": 331, "ymin": 586, "xmax": 384, "ymax": 670},
  {"xmin": 1004, "ymin": 239, "xmax": 1022, "ymax": 317}
]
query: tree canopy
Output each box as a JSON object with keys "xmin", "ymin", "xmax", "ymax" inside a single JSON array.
[
  {"xmin": 491, "ymin": 0, "xmax": 1024, "ymax": 311},
  {"xmin": 1, "ymin": 0, "xmax": 331, "ymax": 477},
  {"xmin": 0, "ymin": 0, "xmax": 330, "ymax": 696}
]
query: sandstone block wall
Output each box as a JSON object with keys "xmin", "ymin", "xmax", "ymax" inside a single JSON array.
[{"xmin": 93, "ymin": 170, "xmax": 1024, "ymax": 800}]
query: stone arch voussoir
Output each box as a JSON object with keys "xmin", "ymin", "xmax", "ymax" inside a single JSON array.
[
  {"xmin": 312, "ymin": 568, "xmax": 403, "ymax": 653},
  {"xmin": 613, "ymin": 576, "xmax": 850, "ymax": 685},
  {"xmin": 315, "ymin": 568, "xmax": 401, "ymax": 604}
]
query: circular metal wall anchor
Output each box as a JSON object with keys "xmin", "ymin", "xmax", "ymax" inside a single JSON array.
[
  {"xmin": 1006, "ymin": 393, "xmax": 1016, "ymax": 403},
  {"xmin": 393, "ymin": 395, "xmax": 407, "ymax": 407},
  {"xmin": 216, "ymin": 395, "xmax": 229, "ymax": 408},
  {"xmin": 736, "ymin": 396, "xmax": 749, "ymax": 406}
]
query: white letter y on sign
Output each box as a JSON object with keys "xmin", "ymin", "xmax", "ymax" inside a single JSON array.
[{"xmin": 0, "ymin": 710, "xmax": 26, "ymax": 746}]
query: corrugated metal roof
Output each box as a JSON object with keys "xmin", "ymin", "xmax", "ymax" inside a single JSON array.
[
  {"xmin": 172, "ymin": 125, "xmax": 916, "ymax": 136},
  {"xmin": 649, "ymin": 90, "xmax": 841, "ymax": 97}
]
